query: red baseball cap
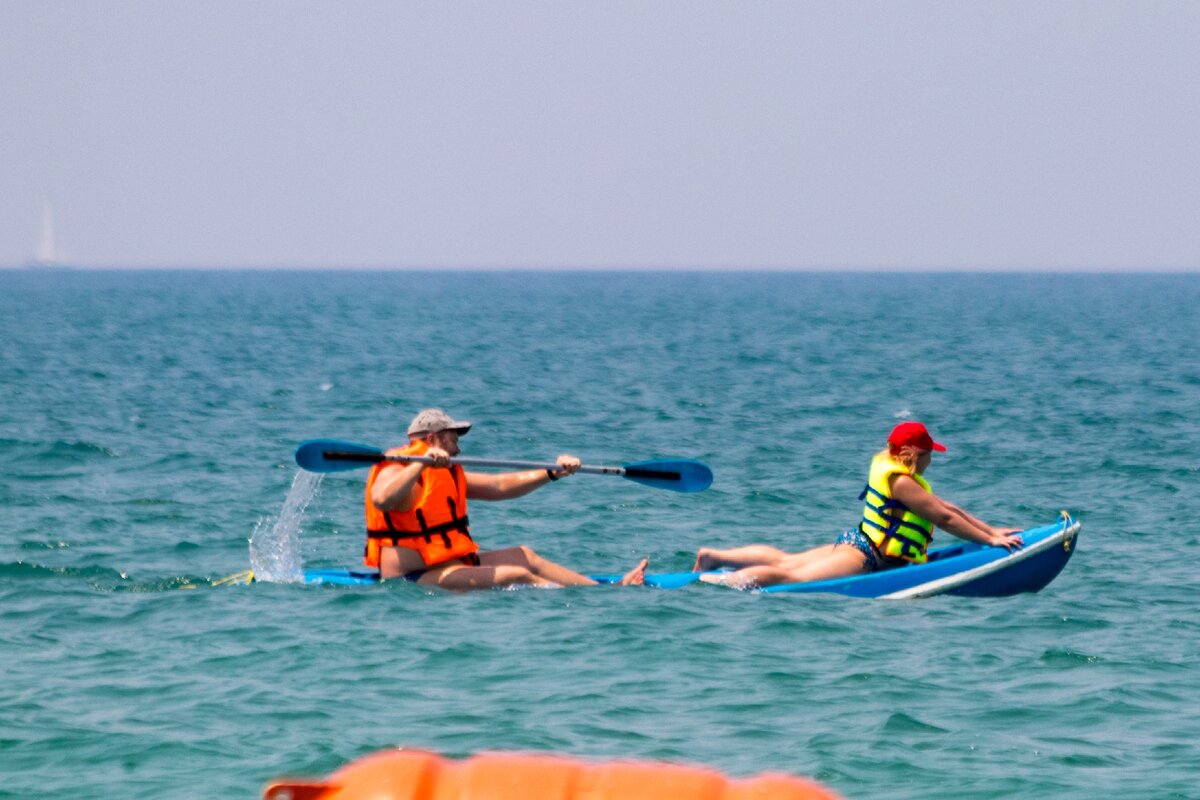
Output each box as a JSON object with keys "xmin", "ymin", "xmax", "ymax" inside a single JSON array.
[{"xmin": 888, "ymin": 421, "xmax": 946, "ymax": 452}]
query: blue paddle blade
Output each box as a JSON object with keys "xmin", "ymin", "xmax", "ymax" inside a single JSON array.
[
  {"xmin": 295, "ymin": 439, "xmax": 386, "ymax": 473},
  {"xmin": 622, "ymin": 459, "xmax": 713, "ymax": 493}
]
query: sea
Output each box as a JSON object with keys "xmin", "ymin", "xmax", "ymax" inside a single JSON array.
[{"xmin": 1, "ymin": 269, "xmax": 1197, "ymax": 799}]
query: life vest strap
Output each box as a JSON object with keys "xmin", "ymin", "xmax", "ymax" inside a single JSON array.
[
  {"xmin": 860, "ymin": 484, "xmax": 932, "ymax": 537},
  {"xmin": 862, "ymin": 516, "xmax": 932, "ymax": 538},
  {"xmin": 367, "ymin": 516, "xmax": 471, "ymax": 540},
  {"xmin": 860, "ymin": 484, "xmax": 908, "ymax": 512},
  {"xmin": 364, "ymin": 537, "xmax": 482, "ymax": 567},
  {"xmin": 416, "ymin": 503, "xmax": 470, "ymax": 549},
  {"xmin": 860, "ymin": 520, "xmax": 926, "ymax": 559}
]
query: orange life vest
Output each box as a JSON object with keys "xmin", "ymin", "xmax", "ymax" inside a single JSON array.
[{"xmin": 363, "ymin": 440, "xmax": 479, "ymax": 569}]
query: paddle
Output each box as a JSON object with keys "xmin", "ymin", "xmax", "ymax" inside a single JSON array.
[{"xmin": 294, "ymin": 439, "xmax": 713, "ymax": 493}]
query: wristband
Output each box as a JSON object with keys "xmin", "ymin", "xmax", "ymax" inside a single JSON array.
[{"xmin": 545, "ymin": 468, "xmax": 560, "ymax": 482}]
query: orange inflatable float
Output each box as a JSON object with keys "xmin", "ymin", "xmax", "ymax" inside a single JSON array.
[{"xmin": 263, "ymin": 748, "xmax": 840, "ymax": 800}]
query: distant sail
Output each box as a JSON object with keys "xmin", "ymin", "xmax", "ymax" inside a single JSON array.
[{"xmin": 34, "ymin": 202, "xmax": 59, "ymax": 266}]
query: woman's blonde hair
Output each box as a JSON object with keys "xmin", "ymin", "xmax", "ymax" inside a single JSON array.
[{"xmin": 881, "ymin": 446, "xmax": 919, "ymax": 473}]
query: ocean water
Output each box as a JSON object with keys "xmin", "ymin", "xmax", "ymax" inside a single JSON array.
[{"xmin": 1, "ymin": 270, "xmax": 1197, "ymax": 799}]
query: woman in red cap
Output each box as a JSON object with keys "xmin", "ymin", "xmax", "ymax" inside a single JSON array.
[{"xmin": 694, "ymin": 421, "xmax": 1024, "ymax": 588}]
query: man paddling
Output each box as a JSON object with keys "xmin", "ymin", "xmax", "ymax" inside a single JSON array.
[{"xmin": 365, "ymin": 408, "xmax": 648, "ymax": 589}]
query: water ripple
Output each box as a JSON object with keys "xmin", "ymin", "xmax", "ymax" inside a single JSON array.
[{"xmin": 3, "ymin": 272, "xmax": 1199, "ymax": 799}]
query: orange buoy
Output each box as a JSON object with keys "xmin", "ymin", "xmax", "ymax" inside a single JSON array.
[{"xmin": 263, "ymin": 749, "xmax": 841, "ymax": 800}]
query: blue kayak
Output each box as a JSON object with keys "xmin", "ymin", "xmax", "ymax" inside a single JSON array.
[
  {"xmin": 297, "ymin": 513, "xmax": 1080, "ymax": 597},
  {"xmin": 771, "ymin": 512, "xmax": 1080, "ymax": 597},
  {"xmin": 295, "ymin": 567, "xmax": 706, "ymax": 588}
]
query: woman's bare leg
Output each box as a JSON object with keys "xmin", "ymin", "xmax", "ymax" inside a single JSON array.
[
  {"xmin": 700, "ymin": 546, "xmax": 869, "ymax": 589},
  {"xmin": 693, "ymin": 542, "xmax": 844, "ymax": 572},
  {"xmin": 776, "ymin": 544, "xmax": 840, "ymax": 570},
  {"xmin": 692, "ymin": 544, "xmax": 792, "ymax": 572}
]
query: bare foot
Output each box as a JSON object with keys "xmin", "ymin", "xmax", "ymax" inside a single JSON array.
[
  {"xmin": 691, "ymin": 548, "xmax": 714, "ymax": 572},
  {"xmin": 618, "ymin": 558, "xmax": 649, "ymax": 586}
]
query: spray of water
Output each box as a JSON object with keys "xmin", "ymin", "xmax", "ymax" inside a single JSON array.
[{"xmin": 249, "ymin": 470, "xmax": 324, "ymax": 583}]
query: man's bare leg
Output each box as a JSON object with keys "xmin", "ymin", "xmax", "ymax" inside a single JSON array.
[
  {"xmin": 480, "ymin": 546, "xmax": 596, "ymax": 585},
  {"xmin": 482, "ymin": 546, "xmax": 648, "ymax": 587},
  {"xmin": 418, "ymin": 563, "xmax": 556, "ymax": 590},
  {"xmin": 618, "ymin": 557, "xmax": 648, "ymax": 586}
]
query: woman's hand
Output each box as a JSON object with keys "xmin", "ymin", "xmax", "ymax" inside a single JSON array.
[{"xmin": 989, "ymin": 528, "xmax": 1024, "ymax": 551}]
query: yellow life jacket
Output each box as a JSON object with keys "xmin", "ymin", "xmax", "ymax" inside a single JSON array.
[
  {"xmin": 858, "ymin": 452, "xmax": 934, "ymax": 564},
  {"xmin": 363, "ymin": 440, "xmax": 478, "ymax": 568}
]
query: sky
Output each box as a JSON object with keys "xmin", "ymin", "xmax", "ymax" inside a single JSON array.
[{"xmin": 2, "ymin": 1, "xmax": 1198, "ymax": 270}]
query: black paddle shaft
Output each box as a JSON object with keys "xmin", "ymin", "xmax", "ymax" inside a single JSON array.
[
  {"xmin": 325, "ymin": 450, "xmax": 385, "ymax": 464},
  {"xmin": 624, "ymin": 466, "xmax": 682, "ymax": 480},
  {"xmin": 327, "ymin": 450, "xmax": 680, "ymax": 480}
]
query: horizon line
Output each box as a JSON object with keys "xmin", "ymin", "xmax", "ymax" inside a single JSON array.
[{"xmin": 3, "ymin": 263, "xmax": 1199, "ymax": 274}]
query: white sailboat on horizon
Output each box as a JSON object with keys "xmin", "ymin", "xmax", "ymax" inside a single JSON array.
[{"xmin": 30, "ymin": 202, "xmax": 61, "ymax": 267}]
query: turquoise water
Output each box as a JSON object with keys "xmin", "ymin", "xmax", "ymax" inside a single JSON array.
[{"xmin": 1, "ymin": 270, "xmax": 1197, "ymax": 799}]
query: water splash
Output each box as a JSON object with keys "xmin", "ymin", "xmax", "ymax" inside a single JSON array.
[{"xmin": 249, "ymin": 470, "xmax": 323, "ymax": 583}]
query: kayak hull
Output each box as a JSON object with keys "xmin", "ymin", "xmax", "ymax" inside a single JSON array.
[
  {"xmin": 296, "ymin": 567, "xmax": 705, "ymax": 588},
  {"xmin": 761, "ymin": 513, "xmax": 1080, "ymax": 598},
  {"xmin": 299, "ymin": 514, "xmax": 1080, "ymax": 598},
  {"xmin": 302, "ymin": 568, "xmax": 382, "ymax": 586}
]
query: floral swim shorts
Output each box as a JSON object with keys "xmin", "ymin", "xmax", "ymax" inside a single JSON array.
[{"xmin": 834, "ymin": 529, "xmax": 886, "ymax": 572}]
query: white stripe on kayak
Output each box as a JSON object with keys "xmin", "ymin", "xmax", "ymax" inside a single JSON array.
[{"xmin": 877, "ymin": 521, "xmax": 1080, "ymax": 600}]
